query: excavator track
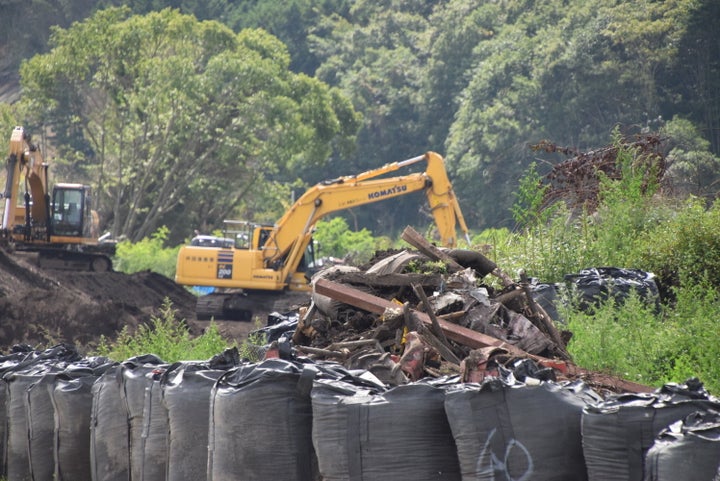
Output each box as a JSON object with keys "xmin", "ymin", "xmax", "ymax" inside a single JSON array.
[
  {"xmin": 36, "ymin": 249, "xmax": 114, "ymax": 272},
  {"xmin": 196, "ymin": 290, "xmax": 311, "ymax": 322}
]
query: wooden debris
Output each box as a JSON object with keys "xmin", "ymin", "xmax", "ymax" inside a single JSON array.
[
  {"xmin": 312, "ymin": 277, "xmax": 654, "ymax": 394},
  {"xmin": 291, "ymin": 226, "xmax": 657, "ymax": 395},
  {"xmin": 314, "ymin": 278, "xmax": 554, "ymax": 364},
  {"xmin": 401, "ymin": 226, "xmax": 464, "ymax": 272},
  {"xmin": 401, "ymin": 225, "xmax": 514, "ymax": 287}
]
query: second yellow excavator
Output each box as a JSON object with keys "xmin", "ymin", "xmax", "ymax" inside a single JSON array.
[
  {"xmin": 1, "ymin": 126, "xmax": 115, "ymax": 271},
  {"xmin": 175, "ymin": 151, "xmax": 471, "ymax": 319}
]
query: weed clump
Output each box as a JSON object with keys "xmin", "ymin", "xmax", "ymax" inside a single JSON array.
[{"xmin": 95, "ymin": 297, "xmax": 237, "ymax": 362}]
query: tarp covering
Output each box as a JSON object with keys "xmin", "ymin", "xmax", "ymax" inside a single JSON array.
[
  {"xmin": 312, "ymin": 378, "xmax": 461, "ymax": 481},
  {"xmin": 644, "ymin": 410, "xmax": 720, "ymax": 481},
  {"xmin": 564, "ymin": 267, "xmax": 660, "ymax": 312},
  {"xmin": 582, "ymin": 379, "xmax": 720, "ymax": 481},
  {"xmin": 445, "ymin": 378, "xmax": 601, "ymax": 481}
]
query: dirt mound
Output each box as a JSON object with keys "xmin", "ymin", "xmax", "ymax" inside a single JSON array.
[{"xmin": 0, "ymin": 249, "xmax": 199, "ymax": 351}]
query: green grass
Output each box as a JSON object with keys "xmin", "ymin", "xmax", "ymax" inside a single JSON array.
[
  {"xmin": 493, "ymin": 156, "xmax": 720, "ymax": 394},
  {"xmin": 95, "ymin": 297, "xmax": 239, "ymax": 362}
]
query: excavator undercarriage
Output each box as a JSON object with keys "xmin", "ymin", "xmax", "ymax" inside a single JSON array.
[{"xmin": 196, "ymin": 290, "xmax": 312, "ymax": 321}]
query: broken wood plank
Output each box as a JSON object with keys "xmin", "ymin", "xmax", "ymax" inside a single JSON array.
[
  {"xmin": 401, "ymin": 226, "xmax": 464, "ymax": 272},
  {"xmin": 412, "ymin": 283, "xmax": 449, "ymax": 342},
  {"xmin": 411, "ymin": 283, "xmax": 461, "ymax": 364},
  {"xmin": 518, "ymin": 270, "xmax": 572, "ymax": 361},
  {"xmin": 315, "ymin": 277, "xmax": 530, "ymax": 357}
]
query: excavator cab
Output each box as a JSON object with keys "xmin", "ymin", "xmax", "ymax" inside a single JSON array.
[{"xmin": 51, "ymin": 183, "xmax": 93, "ymax": 238}]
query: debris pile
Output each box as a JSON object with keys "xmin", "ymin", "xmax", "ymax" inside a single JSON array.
[{"xmin": 264, "ymin": 227, "xmax": 652, "ymax": 395}]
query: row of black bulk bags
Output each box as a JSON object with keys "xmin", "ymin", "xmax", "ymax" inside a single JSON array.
[
  {"xmin": 207, "ymin": 358, "xmax": 367, "ymax": 481},
  {"xmin": 1, "ymin": 345, "xmax": 80, "ymax": 481},
  {"xmin": 91, "ymin": 353, "xmax": 165, "ymax": 481},
  {"xmin": 6, "ymin": 366, "xmax": 64, "ymax": 481},
  {"xmin": 0, "ymin": 345, "xmax": 37, "ymax": 477},
  {"xmin": 1, "ymin": 344, "xmax": 113, "ymax": 481},
  {"xmin": 91, "ymin": 349, "xmax": 240, "ymax": 481},
  {"xmin": 645, "ymin": 410, "xmax": 720, "ymax": 481},
  {"xmin": 582, "ymin": 379, "xmax": 720, "ymax": 481},
  {"xmin": 53, "ymin": 371, "xmax": 106, "ymax": 480},
  {"xmin": 8, "ymin": 343, "xmax": 718, "ymax": 481},
  {"xmin": 445, "ymin": 378, "xmax": 603, "ymax": 481},
  {"xmin": 163, "ymin": 362, "xmax": 230, "ymax": 481},
  {"xmin": 127, "ymin": 355, "xmax": 169, "ymax": 481},
  {"xmin": 91, "ymin": 363, "xmax": 132, "ymax": 481}
]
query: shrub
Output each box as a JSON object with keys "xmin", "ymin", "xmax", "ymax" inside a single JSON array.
[
  {"xmin": 631, "ymin": 198, "xmax": 720, "ymax": 294},
  {"xmin": 314, "ymin": 217, "xmax": 378, "ymax": 265},
  {"xmin": 95, "ymin": 298, "xmax": 235, "ymax": 362},
  {"xmin": 113, "ymin": 226, "xmax": 181, "ymax": 278}
]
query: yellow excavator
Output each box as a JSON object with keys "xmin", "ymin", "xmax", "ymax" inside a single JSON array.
[
  {"xmin": 175, "ymin": 151, "xmax": 471, "ymax": 319},
  {"xmin": 1, "ymin": 126, "xmax": 115, "ymax": 271}
]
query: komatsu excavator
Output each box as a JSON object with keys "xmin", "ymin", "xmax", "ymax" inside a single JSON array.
[
  {"xmin": 175, "ymin": 151, "xmax": 471, "ymax": 320},
  {"xmin": 1, "ymin": 126, "xmax": 115, "ymax": 271}
]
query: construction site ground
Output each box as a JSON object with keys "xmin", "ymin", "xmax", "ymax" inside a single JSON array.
[{"xmin": 0, "ymin": 249, "xmax": 257, "ymax": 352}]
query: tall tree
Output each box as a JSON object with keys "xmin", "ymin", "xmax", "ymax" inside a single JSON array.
[
  {"xmin": 440, "ymin": 0, "xmax": 700, "ymax": 228},
  {"xmin": 19, "ymin": 7, "xmax": 359, "ymax": 243},
  {"xmin": 421, "ymin": 0, "xmax": 503, "ymax": 149},
  {"xmin": 222, "ymin": 0, "xmax": 352, "ymax": 75},
  {"xmin": 667, "ymin": 0, "xmax": 720, "ymax": 155},
  {"xmin": 310, "ymin": 0, "xmax": 442, "ymax": 234}
]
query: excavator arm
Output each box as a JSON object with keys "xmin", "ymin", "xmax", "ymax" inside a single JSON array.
[
  {"xmin": 3, "ymin": 126, "xmax": 50, "ymax": 236},
  {"xmin": 264, "ymin": 152, "xmax": 470, "ymax": 284}
]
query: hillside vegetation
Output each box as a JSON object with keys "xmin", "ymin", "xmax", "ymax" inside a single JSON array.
[{"xmin": 1, "ymin": 0, "xmax": 718, "ymax": 242}]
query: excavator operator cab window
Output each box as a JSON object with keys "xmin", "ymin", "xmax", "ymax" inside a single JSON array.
[
  {"xmin": 52, "ymin": 187, "xmax": 84, "ymax": 237},
  {"xmin": 299, "ymin": 240, "xmax": 317, "ymax": 274}
]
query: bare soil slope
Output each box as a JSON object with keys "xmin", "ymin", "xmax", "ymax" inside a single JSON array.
[{"xmin": 0, "ymin": 249, "xmax": 201, "ymax": 351}]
